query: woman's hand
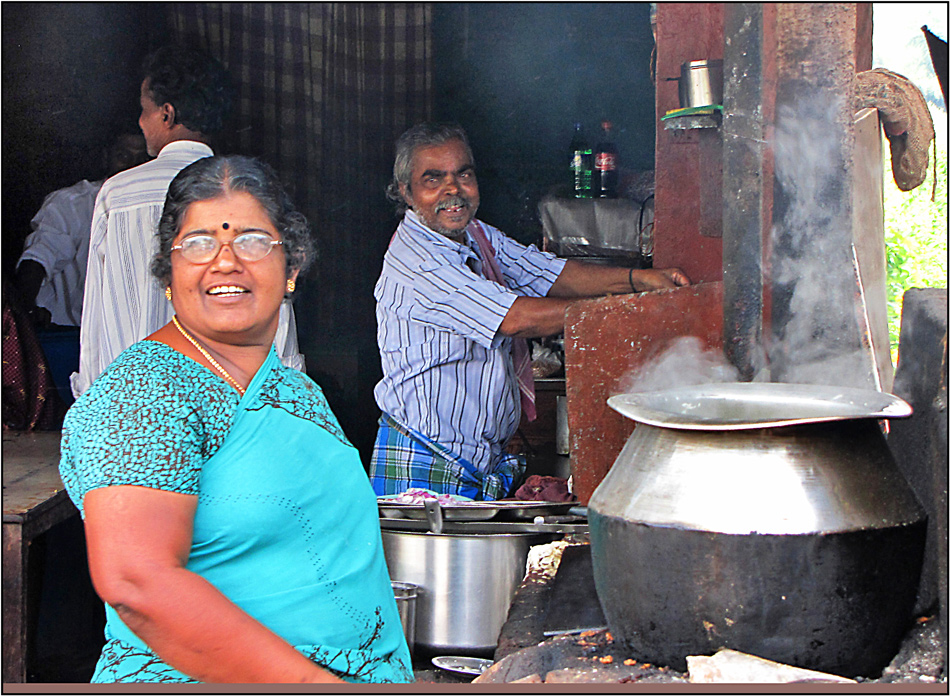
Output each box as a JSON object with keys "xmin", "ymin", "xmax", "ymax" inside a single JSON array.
[{"xmin": 84, "ymin": 485, "xmax": 346, "ymax": 684}]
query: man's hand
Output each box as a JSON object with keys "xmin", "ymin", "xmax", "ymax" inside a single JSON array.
[
  {"xmin": 629, "ymin": 267, "xmax": 691, "ymax": 292},
  {"xmin": 27, "ymin": 305, "xmax": 53, "ymax": 329}
]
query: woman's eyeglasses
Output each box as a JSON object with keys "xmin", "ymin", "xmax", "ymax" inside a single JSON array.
[{"xmin": 171, "ymin": 232, "xmax": 284, "ymax": 264}]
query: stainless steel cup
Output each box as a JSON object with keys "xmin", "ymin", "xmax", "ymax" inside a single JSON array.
[
  {"xmin": 678, "ymin": 59, "xmax": 723, "ymax": 108},
  {"xmin": 390, "ymin": 581, "xmax": 418, "ymax": 656}
]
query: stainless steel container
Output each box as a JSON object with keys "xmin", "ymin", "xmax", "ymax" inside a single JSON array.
[
  {"xmin": 381, "ymin": 530, "xmax": 543, "ymax": 656},
  {"xmin": 677, "ymin": 59, "xmax": 723, "ymax": 108},
  {"xmin": 390, "ymin": 581, "xmax": 418, "ymax": 656},
  {"xmin": 588, "ymin": 383, "xmax": 926, "ymax": 677}
]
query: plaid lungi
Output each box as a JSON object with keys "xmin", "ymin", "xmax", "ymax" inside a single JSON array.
[{"xmin": 369, "ymin": 412, "xmax": 525, "ymax": 501}]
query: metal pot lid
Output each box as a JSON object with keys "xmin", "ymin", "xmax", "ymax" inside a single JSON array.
[
  {"xmin": 607, "ymin": 382, "xmax": 912, "ymax": 431},
  {"xmin": 378, "ymin": 517, "xmax": 588, "ymax": 535},
  {"xmin": 378, "ymin": 500, "xmax": 579, "ymax": 522}
]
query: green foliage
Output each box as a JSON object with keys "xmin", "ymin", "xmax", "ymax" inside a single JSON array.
[{"xmin": 883, "ymin": 133, "xmax": 948, "ymax": 362}]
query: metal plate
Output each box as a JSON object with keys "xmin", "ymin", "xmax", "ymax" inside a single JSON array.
[
  {"xmin": 607, "ymin": 382, "xmax": 912, "ymax": 431},
  {"xmin": 493, "ymin": 501, "xmax": 578, "ymax": 520},
  {"xmin": 377, "ymin": 516, "xmax": 587, "ymax": 535},
  {"xmin": 431, "ymin": 656, "xmax": 493, "ymax": 676},
  {"xmin": 378, "ymin": 502, "xmax": 500, "ymax": 521}
]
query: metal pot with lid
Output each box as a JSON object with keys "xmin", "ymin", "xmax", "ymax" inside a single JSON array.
[
  {"xmin": 587, "ymin": 382, "xmax": 926, "ymax": 677},
  {"xmin": 380, "ymin": 500, "xmax": 585, "ymax": 656}
]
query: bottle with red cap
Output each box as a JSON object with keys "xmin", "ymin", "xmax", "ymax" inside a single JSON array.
[{"xmin": 593, "ymin": 120, "xmax": 619, "ymax": 199}]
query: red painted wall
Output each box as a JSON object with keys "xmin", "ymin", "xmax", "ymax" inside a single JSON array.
[{"xmin": 652, "ymin": 3, "xmax": 725, "ymax": 284}]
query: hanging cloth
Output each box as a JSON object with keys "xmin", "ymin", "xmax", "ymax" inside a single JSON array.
[{"xmin": 468, "ymin": 221, "xmax": 537, "ymax": 422}]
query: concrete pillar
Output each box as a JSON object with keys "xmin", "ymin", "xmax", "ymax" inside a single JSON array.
[{"xmin": 888, "ymin": 288, "xmax": 949, "ymax": 638}]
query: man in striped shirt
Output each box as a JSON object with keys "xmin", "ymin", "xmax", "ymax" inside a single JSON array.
[
  {"xmin": 71, "ymin": 47, "xmax": 304, "ymax": 398},
  {"xmin": 370, "ymin": 123, "xmax": 689, "ymax": 500}
]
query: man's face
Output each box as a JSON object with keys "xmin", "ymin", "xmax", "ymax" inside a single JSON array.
[
  {"xmin": 138, "ymin": 79, "xmax": 167, "ymax": 157},
  {"xmin": 400, "ymin": 139, "xmax": 479, "ymax": 239},
  {"xmin": 106, "ymin": 133, "xmax": 149, "ymax": 176}
]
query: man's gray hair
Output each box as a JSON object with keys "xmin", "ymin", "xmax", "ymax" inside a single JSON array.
[{"xmin": 385, "ymin": 122, "xmax": 474, "ymax": 212}]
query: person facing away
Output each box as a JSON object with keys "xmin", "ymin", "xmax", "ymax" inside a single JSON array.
[
  {"xmin": 370, "ymin": 122, "xmax": 690, "ymax": 501},
  {"xmin": 71, "ymin": 45, "xmax": 305, "ymax": 399},
  {"xmin": 14, "ymin": 129, "xmax": 149, "ymax": 329},
  {"xmin": 59, "ymin": 155, "xmax": 414, "ymax": 684}
]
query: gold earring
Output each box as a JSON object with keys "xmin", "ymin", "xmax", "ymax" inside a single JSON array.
[
  {"xmin": 165, "ymin": 286, "xmax": 172, "ymax": 301},
  {"xmin": 286, "ymin": 279, "xmax": 296, "ymax": 294}
]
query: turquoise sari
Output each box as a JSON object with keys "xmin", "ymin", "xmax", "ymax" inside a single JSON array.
[{"xmin": 61, "ymin": 342, "xmax": 413, "ymax": 683}]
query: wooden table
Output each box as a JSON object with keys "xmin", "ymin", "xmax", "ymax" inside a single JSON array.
[{"xmin": 2, "ymin": 430, "xmax": 77, "ymax": 683}]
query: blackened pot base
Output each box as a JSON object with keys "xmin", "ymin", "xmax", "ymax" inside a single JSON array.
[{"xmin": 589, "ymin": 512, "xmax": 926, "ymax": 677}]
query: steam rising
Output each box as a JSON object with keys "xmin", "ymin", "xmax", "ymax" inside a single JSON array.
[
  {"xmin": 768, "ymin": 94, "xmax": 876, "ymax": 391},
  {"xmin": 613, "ymin": 90, "xmax": 878, "ymax": 396},
  {"xmin": 616, "ymin": 337, "xmax": 739, "ymax": 394}
]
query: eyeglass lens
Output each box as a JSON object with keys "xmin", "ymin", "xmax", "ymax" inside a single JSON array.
[{"xmin": 174, "ymin": 233, "xmax": 282, "ymax": 263}]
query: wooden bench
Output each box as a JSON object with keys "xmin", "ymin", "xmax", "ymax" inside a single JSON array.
[{"xmin": 2, "ymin": 430, "xmax": 77, "ymax": 683}]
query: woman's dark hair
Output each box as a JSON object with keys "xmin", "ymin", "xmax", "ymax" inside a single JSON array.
[
  {"xmin": 151, "ymin": 156, "xmax": 315, "ymax": 287},
  {"xmin": 142, "ymin": 46, "xmax": 233, "ymax": 135}
]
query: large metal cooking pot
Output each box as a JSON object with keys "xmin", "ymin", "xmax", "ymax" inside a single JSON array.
[
  {"xmin": 588, "ymin": 382, "xmax": 926, "ymax": 678},
  {"xmin": 381, "ymin": 530, "xmax": 549, "ymax": 656}
]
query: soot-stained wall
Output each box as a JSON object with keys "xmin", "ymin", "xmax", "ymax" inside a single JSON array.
[
  {"xmin": 432, "ymin": 2, "xmax": 656, "ymax": 246},
  {"xmin": 1, "ymin": 3, "xmax": 153, "ymax": 277}
]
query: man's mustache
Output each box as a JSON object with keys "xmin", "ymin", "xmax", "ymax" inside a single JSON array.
[{"xmin": 435, "ymin": 195, "xmax": 470, "ymax": 212}]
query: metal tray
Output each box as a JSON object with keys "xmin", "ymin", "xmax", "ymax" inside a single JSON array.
[
  {"xmin": 378, "ymin": 516, "xmax": 588, "ymax": 536},
  {"xmin": 608, "ymin": 382, "xmax": 912, "ymax": 431},
  {"xmin": 492, "ymin": 501, "xmax": 579, "ymax": 520},
  {"xmin": 378, "ymin": 501, "xmax": 500, "ymax": 521}
]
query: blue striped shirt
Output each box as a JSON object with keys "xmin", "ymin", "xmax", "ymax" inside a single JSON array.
[{"xmin": 373, "ymin": 210, "xmax": 565, "ymax": 474}]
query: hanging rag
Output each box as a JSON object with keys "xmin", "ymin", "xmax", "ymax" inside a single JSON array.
[
  {"xmin": 468, "ymin": 221, "xmax": 537, "ymax": 422},
  {"xmin": 2, "ymin": 289, "xmax": 66, "ymax": 431},
  {"xmin": 854, "ymin": 67, "xmax": 935, "ymax": 192}
]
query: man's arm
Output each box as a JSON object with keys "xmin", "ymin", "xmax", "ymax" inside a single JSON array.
[
  {"xmin": 11, "ymin": 260, "xmax": 52, "ymax": 326},
  {"xmin": 498, "ymin": 296, "xmax": 573, "ymax": 338},
  {"xmin": 498, "ymin": 260, "xmax": 690, "ymax": 339},
  {"xmin": 72, "ymin": 199, "xmax": 109, "ymax": 399},
  {"xmin": 548, "ymin": 259, "xmax": 689, "ymax": 297}
]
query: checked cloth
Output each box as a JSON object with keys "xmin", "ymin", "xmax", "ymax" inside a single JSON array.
[{"xmin": 370, "ymin": 413, "xmax": 524, "ymax": 501}]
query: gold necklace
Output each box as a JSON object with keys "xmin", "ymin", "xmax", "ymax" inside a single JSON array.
[{"xmin": 172, "ymin": 316, "xmax": 246, "ymax": 396}]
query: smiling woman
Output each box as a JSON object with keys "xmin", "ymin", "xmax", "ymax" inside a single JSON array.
[{"xmin": 58, "ymin": 156, "xmax": 414, "ymax": 684}]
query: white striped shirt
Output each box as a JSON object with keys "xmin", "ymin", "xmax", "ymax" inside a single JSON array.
[
  {"xmin": 374, "ymin": 210, "xmax": 565, "ymax": 473},
  {"xmin": 71, "ymin": 141, "xmax": 303, "ymax": 398}
]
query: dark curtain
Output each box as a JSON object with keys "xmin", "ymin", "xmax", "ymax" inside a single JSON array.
[{"xmin": 159, "ymin": 3, "xmax": 432, "ymax": 345}]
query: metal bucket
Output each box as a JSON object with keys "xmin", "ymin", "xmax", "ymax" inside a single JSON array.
[{"xmin": 391, "ymin": 581, "xmax": 418, "ymax": 656}]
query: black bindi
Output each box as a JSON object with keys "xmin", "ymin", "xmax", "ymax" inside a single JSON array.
[{"xmin": 222, "ymin": 222, "xmax": 230, "ymax": 230}]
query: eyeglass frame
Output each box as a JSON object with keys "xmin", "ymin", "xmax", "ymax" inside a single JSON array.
[{"xmin": 170, "ymin": 231, "xmax": 285, "ymax": 264}]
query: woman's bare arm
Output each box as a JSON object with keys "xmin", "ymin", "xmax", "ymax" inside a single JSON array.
[{"xmin": 83, "ymin": 485, "xmax": 345, "ymax": 684}]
